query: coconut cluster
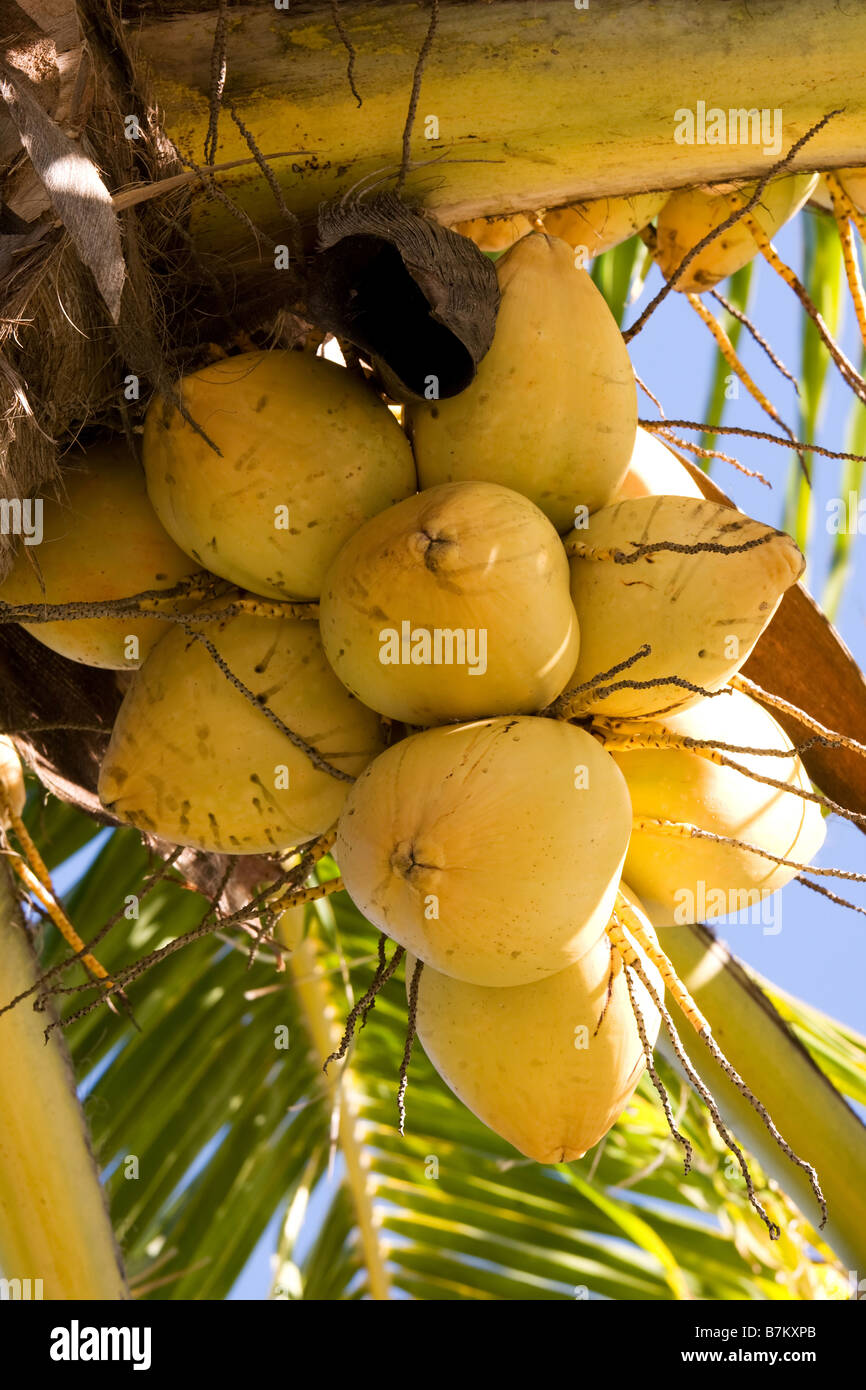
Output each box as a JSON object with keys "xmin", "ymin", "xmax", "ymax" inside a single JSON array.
[
  {"xmin": 456, "ymin": 171, "xmax": 822, "ymax": 287},
  {"xmin": 0, "ymin": 231, "xmax": 825, "ymax": 1164}
]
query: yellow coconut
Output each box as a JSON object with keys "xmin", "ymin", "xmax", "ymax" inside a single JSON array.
[
  {"xmin": 608, "ymin": 689, "xmax": 825, "ymax": 925},
  {"xmin": 0, "ymin": 738, "xmax": 25, "ymax": 826},
  {"xmin": 453, "ymin": 212, "xmax": 535, "ymax": 252},
  {"xmin": 0, "ymin": 443, "xmax": 201, "ymax": 669},
  {"xmin": 611, "ymin": 427, "xmax": 706, "ymax": 503},
  {"xmin": 655, "ymin": 172, "xmax": 818, "ymax": 293},
  {"xmin": 142, "ymin": 350, "xmax": 417, "ymax": 601},
  {"xmin": 410, "ymin": 233, "xmax": 637, "ymax": 529},
  {"xmin": 335, "ymin": 715, "xmax": 631, "ymax": 987},
  {"xmin": 407, "ymin": 885, "xmax": 663, "ymax": 1162},
  {"xmin": 99, "ymin": 603, "xmax": 384, "ymax": 852},
  {"xmin": 835, "ymin": 168, "xmax": 866, "ymax": 214},
  {"xmin": 319, "ymin": 481, "xmax": 579, "ymax": 725},
  {"xmin": 564, "ymin": 496, "xmax": 803, "ymax": 718},
  {"xmin": 542, "ymin": 191, "xmax": 667, "ymax": 258}
]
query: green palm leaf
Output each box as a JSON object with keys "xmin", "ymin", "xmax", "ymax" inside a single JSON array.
[{"xmin": 29, "ymin": 801, "xmax": 856, "ymax": 1302}]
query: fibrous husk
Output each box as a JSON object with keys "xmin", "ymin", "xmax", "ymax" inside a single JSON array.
[
  {"xmin": 0, "ymin": 622, "xmax": 119, "ymax": 818},
  {"xmin": 305, "ymin": 192, "xmax": 500, "ymax": 403},
  {"xmin": 0, "ymin": 0, "xmax": 189, "ymax": 578}
]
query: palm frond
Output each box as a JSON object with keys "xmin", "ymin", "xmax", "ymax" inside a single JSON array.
[{"xmin": 21, "ymin": 795, "xmax": 857, "ymax": 1301}]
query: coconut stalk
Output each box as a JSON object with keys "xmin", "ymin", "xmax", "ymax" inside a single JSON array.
[
  {"xmin": 654, "ymin": 919, "xmax": 866, "ymax": 1275},
  {"xmin": 0, "ymin": 861, "xmax": 127, "ymax": 1299},
  {"xmin": 127, "ymin": 0, "xmax": 866, "ymax": 255},
  {"xmin": 279, "ymin": 908, "xmax": 391, "ymax": 1300}
]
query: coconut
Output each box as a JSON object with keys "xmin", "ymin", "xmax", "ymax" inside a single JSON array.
[
  {"xmin": 99, "ymin": 603, "xmax": 384, "ymax": 852},
  {"xmin": 609, "ymin": 689, "xmax": 826, "ymax": 924},
  {"xmin": 453, "ymin": 213, "xmax": 535, "ymax": 252},
  {"xmin": 655, "ymin": 173, "xmax": 818, "ymax": 293},
  {"xmin": 542, "ymin": 191, "xmax": 667, "ymax": 258},
  {"xmin": 409, "ymin": 233, "xmax": 637, "ymax": 529},
  {"xmin": 142, "ymin": 349, "xmax": 418, "ymax": 601},
  {"xmin": 335, "ymin": 715, "xmax": 631, "ymax": 987},
  {"xmin": 0, "ymin": 442, "xmax": 201, "ymax": 670},
  {"xmin": 319, "ymin": 481, "xmax": 579, "ymax": 725},
  {"xmin": 837, "ymin": 168, "xmax": 866, "ymax": 213},
  {"xmin": 564, "ymin": 496, "xmax": 803, "ymax": 718},
  {"xmin": 407, "ymin": 884, "xmax": 663, "ymax": 1162},
  {"xmin": 611, "ymin": 428, "xmax": 705, "ymax": 503}
]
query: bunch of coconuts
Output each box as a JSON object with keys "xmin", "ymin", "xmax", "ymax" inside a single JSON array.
[{"xmin": 1, "ymin": 232, "xmax": 823, "ymax": 1164}]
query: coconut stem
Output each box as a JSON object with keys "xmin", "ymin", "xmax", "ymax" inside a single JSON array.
[
  {"xmin": 731, "ymin": 673, "xmax": 866, "ymax": 758},
  {"xmin": 685, "ymin": 290, "xmax": 796, "ymax": 444},
  {"xmin": 398, "ymin": 957, "xmax": 424, "ymax": 1136},
  {"xmin": 0, "ymin": 591, "xmax": 320, "ymax": 626},
  {"xmin": 180, "ymin": 624, "xmax": 355, "ymax": 783},
  {"xmin": 651, "ymin": 428, "xmax": 767, "ymax": 484},
  {"xmin": 0, "ymin": 793, "xmax": 115, "ymax": 994},
  {"xmin": 623, "ymin": 949, "xmax": 781, "ymax": 1239},
  {"xmin": 593, "ymin": 937, "xmax": 622, "ymax": 1037},
  {"xmin": 600, "ymin": 727, "xmax": 866, "ymax": 831},
  {"xmin": 611, "ymin": 902, "xmax": 707, "ymax": 1034},
  {"xmin": 623, "ymin": 109, "xmax": 841, "ymax": 342},
  {"xmin": 597, "ymin": 718, "xmax": 851, "ymax": 761},
  {"xmin": 616, "ymin": 948, "xmax": 693, "ymax": 1172},
  {"xmin": 618, "ymin": 918, "xmax": 828, "ymax": 1233},
  {"xmin": 640, "ymin": 417, "xmax": 866, "ymax": 464},
  {"xmin": 569, "ymin": 532, "xmax": 785, "ymax": 564},
  {"xmin": 551, "ymin": 643, "xmax": 728, "ymax": 719},
  {"xmin": 324, "ymin": 935, "xmax": 405, "ymax": 1072},
  {"xmin": 743, "ymin": 209, "xmax": 866, "ymax": 405},
  {"xmin": 708, "ymin": 288, "xmax": 799, "ymax": 392}
]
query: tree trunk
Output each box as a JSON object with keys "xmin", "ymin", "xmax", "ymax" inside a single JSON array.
[
  {"xmin": 127, "ymin": 0, "xmax": 866, "ymax": 255},
  {"xmin": 0, "ymin": 863, "xmax": 127, "ymax": 1299}
]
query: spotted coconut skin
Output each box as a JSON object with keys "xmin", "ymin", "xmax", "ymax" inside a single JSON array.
[
  {"xmin": 142, "ymin": 350, "xmax": 417, "ymax": 602},
  {"xmin": 0, "ymin": 443, "xmax": 200, "ymax": 670},
  {"xmin": 336, "ymin": 715, "xmax": 631, "ymax": 988},
  {"xmin": 406, "ymin": 885, "xmax": 663, "ymax": 1163},
  {"xmin": 98, "ymin": 605, "xmax": 384, "ymax": 853}
]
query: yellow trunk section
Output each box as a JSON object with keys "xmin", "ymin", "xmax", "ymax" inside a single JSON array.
[
  {"xmin": 0, "ymin": 868, "xmax": 127, "ymax": 1299},
  {"xmin": 130, "ymin": 1, "xmax": 866, "ymax": 256}
]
